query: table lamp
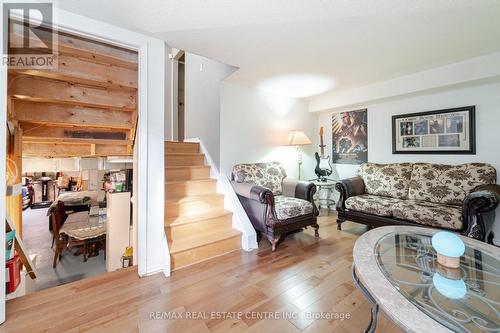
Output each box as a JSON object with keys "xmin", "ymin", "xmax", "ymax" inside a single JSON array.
[
  {"xmin": 431, "ymin": 231, "xmax": 465, "ymax": 268},
  {"xmin": 285, "ymin": 130, "xmax": 312, "ymax": 180}
]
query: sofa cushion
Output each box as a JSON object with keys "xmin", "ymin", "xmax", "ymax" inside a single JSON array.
[
  {"xmin": 357, "ymin": 163, "xmax": 413, "ymax": 199},
  {"xmin": 232, "ymin": 161, "xmax": 287, "ymax": 195},
  {"xmin": 273, "ymin": 195, "xmax": 313, "ymax": 221},
  {"xmin": 408, "ymin": 163, "xmax": 496, "ymax": 206},
  {"xmin": 392, "ymin": 200, "xmax": 463, "ymax": 230},
  {"xmin": 345, "ymin": 194, "xmax": 402, "ymax": 217}
]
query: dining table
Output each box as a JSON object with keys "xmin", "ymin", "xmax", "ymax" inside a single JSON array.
[
  {"xmin": 59, "ymin": 211, "xmax": 106, "ymax": 241},
  {"xmin": 59, "ymin": 211, "xmax": 107, "ymax": 260}
]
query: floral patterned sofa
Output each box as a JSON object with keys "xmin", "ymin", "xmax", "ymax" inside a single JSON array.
[
  {"xmin": 231, "ymin": 162, "xmax": 319, "ymax": 251},
  {"xmin": 336, "ymin": 162, "xmax": 500, "ymax": 241}
]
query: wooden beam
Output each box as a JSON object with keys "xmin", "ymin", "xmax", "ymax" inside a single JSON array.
[
  {"xmin": 58, "ymin": 45, "xmax": 138, "ymax": 71},
  {"xmin": 22, "ymin": 136, "xmax": 133, "ymax": 146},
  {"xmin": 9, "ymin": 25, "xmax": 138, "ymax": 70},
  {"xmin": 10, "ymin": 53, "xmax": 138, "ymax": 90},
  {"xmin": 57, "ymin": 32, "xmax": 138, "ymax": 70},
  {"xmin": 10, "ymin": 69, "xmax": 134, "ymax": 92},
  {"xmin": 94, "ymin": 145, "xmax": 130, "ymax": 156},
  {"xmin": 23, "ymin": 142, "xmax": 130, "ymax": 157},
  {"xmin": 13, "ymin": 100, "xmax": 133, "ymax": 129},
  {"xmin": 6, "ymin": 127, "xmax": 23, "ymax": 238},
  {"xmin": 7, "ymin": 95, "xmax": 14, "ymax": 120},
  {"xmin": 23, "ymin": 142, "xmax": 91, "ymax": 157},
  {"xmin": 19, "ymin": 122, "xmax": 130, "ymax": 140},
  {"xmin": 10, "ymin": 76, "xmax": 136, "ymax": 111}
]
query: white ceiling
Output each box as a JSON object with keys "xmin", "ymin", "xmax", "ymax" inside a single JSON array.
[{"xmin": 53, "ymin": 0, "xmax": 500, "ymax": 98}]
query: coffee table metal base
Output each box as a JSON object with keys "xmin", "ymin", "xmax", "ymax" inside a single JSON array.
[{"xmin": 352, "ymin": 264, "xmax": 379, "ymax": 333}]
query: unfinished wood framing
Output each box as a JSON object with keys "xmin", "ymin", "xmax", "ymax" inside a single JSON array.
[
  {"xmin": 10, "ymin": 76, "xmax": 136, "ymax": 111},
  {"xmin": 10, "ymin": 53, "xmax": 138, "ymax": 90},
  {"xmin": 7, "ymin": 26, "xmax": 139, "ymax": 158},
  {"xmin": 19, "ymin": 122, "xmax": 130, "ymax": 140},
  {"xmin": 14, "ymin": 101, "xmax": 133, "ymax": 129},
  {"xmin": 23, "ymin": 142, "xmax": 129, "ymax": 158}
]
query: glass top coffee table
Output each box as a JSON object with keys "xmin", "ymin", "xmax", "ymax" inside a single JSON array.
[{"xmin": 352, "ymin": 226, "xmax": 500, "ymax": 333}]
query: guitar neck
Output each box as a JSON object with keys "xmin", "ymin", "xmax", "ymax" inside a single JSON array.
[{"xmin": 319, "ymin": 135, "xmax": 325, "ymax": 156}]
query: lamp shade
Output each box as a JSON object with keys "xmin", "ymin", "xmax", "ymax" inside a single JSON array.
[
  {"xmin": 285, "ymin": 130, "xmax": 312, "ymax": 146},
  {"xmin": 431, "ymin": 231, "xmax": 465, "ymax": 268}
]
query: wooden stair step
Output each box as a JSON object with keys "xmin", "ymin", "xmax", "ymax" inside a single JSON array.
[
  {"xmin": 170, "ymin": 232, "xmax": 241, "ymax": 270},
  {"xmin": 165, "ymin": 165, "xmax": 211, "ymax": 181},
  {"xmin": 165, "ymin": 193, "xmax": 225, "ymax": 218},
  {"xmin": 169, "ymin": 228, "xmax": 241, "ymax": 254},
  {"xmin": 165, "ymin": 141, "xmax": 200, "ymax": 153},
  {"xmin": 169, "ymin": 229, "xmax": 241, "ymax": 271},
  {"xmin": 165, "ymin": 211, "xmax": 233, "ymax": 241},
  {"xmin": 165, "ymin": 209, "xmax": 232, "ymax": 227},
  {"xmin": 163, "ymin": 140, "xmax": 241, "ymax": 271},
  {"xmin": 165, "ymin": 179, "xmax": 217, "ymax": 199},
  {"xmin": 165, "ymin": 153, "xmax": 204, "ymax": 166}
]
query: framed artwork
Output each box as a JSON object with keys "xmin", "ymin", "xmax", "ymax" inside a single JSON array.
[
  {"xmin": 332, "ymin": 109, "xmax": 368, "ymax": 164},
  {"xmin": 392, "ymin": 106, "xmax": 475, "ymax": 154}
]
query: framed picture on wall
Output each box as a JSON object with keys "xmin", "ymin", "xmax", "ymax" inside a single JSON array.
[
  {"xmin": 332, "ymin": 109, "xmax": 368, "ymax": 164},
  {"xmin": 392, "ymin": 106, "xmax": 475, "ymax": 154}
]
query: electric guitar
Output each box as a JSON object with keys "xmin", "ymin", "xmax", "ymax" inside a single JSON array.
[{"xmin": 315, "ymin": 127, "xmax": 333, "ymax": 180}]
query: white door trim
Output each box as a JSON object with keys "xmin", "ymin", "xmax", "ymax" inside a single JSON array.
[
  {"xmin": 0, "ymin": 33, "xmax": 7, "ymax": 326},
  {"xmin": 40, "ymin": 7, "xmax": 168, "ymax": 277},
  {"xmin": 0, "ymin": 6, "xmax": 168, "ymax": 322}
]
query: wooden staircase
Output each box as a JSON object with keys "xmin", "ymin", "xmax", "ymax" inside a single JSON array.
[{"xmin": 164, "ymin": 141, "xmax": 241, "ymax": 270}]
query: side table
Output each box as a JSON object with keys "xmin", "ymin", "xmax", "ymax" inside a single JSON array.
[{"xmin": 310, "ymin": 179, "xmax": 338, "ymax": 211}]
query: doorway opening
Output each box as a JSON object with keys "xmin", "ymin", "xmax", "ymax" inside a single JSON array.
[
  {"xmin": 172, "ymin": 50, "xmax": 185, "ymax": 142},
  {"xmin": 5, "ymin": 19, "xmax": 139, "ymax": 297}
]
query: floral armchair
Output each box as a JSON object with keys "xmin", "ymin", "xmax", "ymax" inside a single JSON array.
[{"xmin": 231, "ymin": 162, "xmax": 319, "ymax": 251}]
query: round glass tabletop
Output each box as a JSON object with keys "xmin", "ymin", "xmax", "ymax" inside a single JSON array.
[{"xmin": 375, "ymin": 231, "xmax": 500, "ymax": 333}]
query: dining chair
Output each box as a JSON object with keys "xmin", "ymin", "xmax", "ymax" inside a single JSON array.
[
  {"xmin": 51, "ymin": 202, "xmax": 66, "ymax": 268},
  {"xmin": 51, "ymin": 201, "xmax": 67, "ymax": 248},
  {"xmin": 50, "ymin": 201, "xmax": 91, "ymax": 245},
  {"xmin": 51, "ymin": 202, "xmax": 89, "ymax": 268}
]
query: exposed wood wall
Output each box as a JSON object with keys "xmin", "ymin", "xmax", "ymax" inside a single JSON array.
[{"xmin": 7, "ymin": 25, "xmax": 138, "ymax": 158}]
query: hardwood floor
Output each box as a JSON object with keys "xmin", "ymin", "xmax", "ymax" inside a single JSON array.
[{"xmin": 4, "ymin": 211, "xmax": 402, "ymax": 333}]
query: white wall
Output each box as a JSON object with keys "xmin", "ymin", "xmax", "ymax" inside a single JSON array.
[
  {"xmin": 139, "ymin": 38, "xmax": 168, "ymax": 276},
  {"xmin": 310, "ymin": 52, "xmax": 500, "ymax": 112},
  {"xmin": 184, "ymin": 53, "xmax": 236, "ymax": 167},
  {"xmin": 317, "ymin": 81, "xmax": 500, "ymax": 180},
  {"xmin": 221, "ymin": 82, "xmax": 319, "ymax": 180}
]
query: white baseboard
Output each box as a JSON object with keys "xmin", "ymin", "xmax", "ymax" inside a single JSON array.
[{"xmin": 139, "ymin": 264, "xmax": 165, "ymax": 277}]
